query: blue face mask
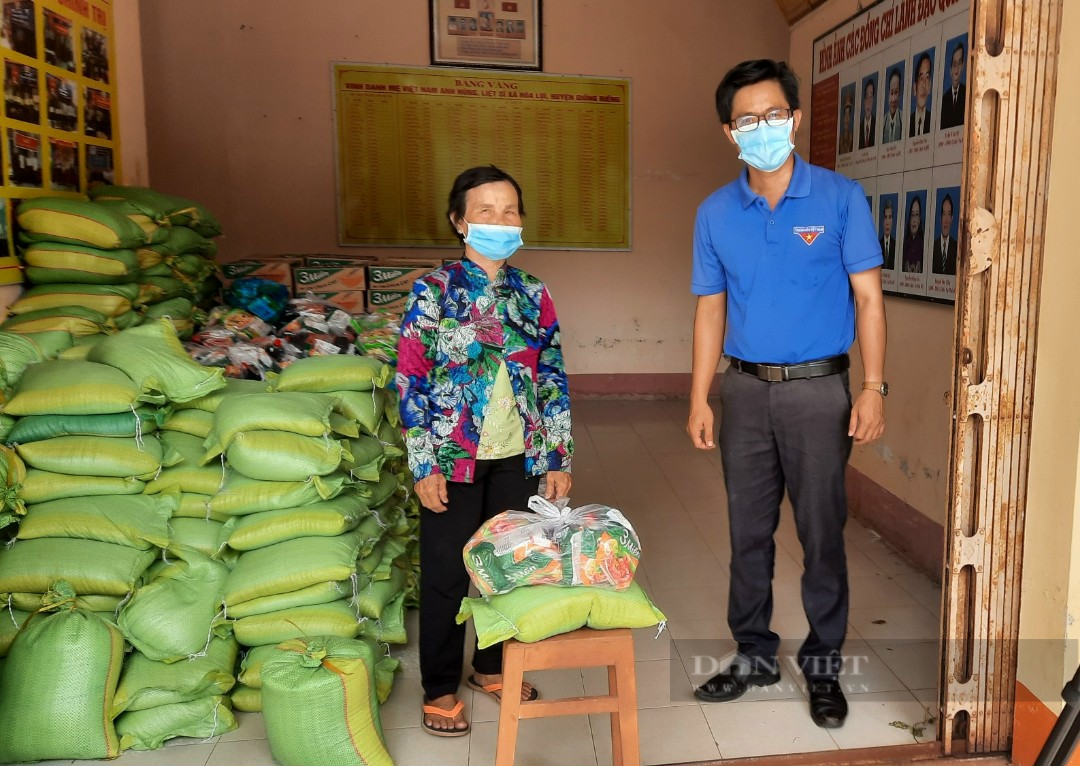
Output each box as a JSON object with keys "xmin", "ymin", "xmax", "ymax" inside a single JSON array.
[
  {"xmin": 732, "ymin": 119, "xmax": 795, "ymax": 172},
  {"xmin": 463, "ymin": 222, "xmax": 524, "ymax": 261}
]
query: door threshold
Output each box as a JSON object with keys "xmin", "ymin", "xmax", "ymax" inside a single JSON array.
[{"xmin": 668, "ymin": 742, "xmax": 1010, "ymax": 766}]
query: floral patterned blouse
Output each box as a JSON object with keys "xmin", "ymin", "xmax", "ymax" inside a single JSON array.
[{"xmin": 395, "ymin": 258, "xmax": 573, "ymax": 483}]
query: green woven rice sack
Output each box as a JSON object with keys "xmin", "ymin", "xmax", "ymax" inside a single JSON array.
[
  {"xmin": 208, "ymin": 471, "xmax": 346, "ymax": 517},
  {"xmin": 3, "ymin": 359, "xmax": 143, "ymax": 416},
  {"xmin": 221, "ymin": 494, "xmax": 371, "ymax": 551},
  {"xmin": 113, "ymin": 310, "xmax": 141, "ymax": 330},
  {"xmin": 116, "ymin": 695, "xmax": 236, "ymax": 751},
  {"xmin": 7, "ymin": 406, "xmax": 163, "ymax": 444},
  {"xmin": 238, "ymin": 637, "xmax": 397, "ymax": 702},
  {"xmin": 376, "ymin": 419, "xmax": 404, "ymax": 457},
  {"xmin": 231, "ymin": 684, "xmax": 261, "ymax": 712},
  {"xmin": 87, "ymin": 320, "xmax": 226, "ymax": 404},
  {"xmin": 356, "ymin": 470, "xmax": 399, "ymax": 507},
  {"xmin": 174, "ymin": 492, "xmax": 230, "ymax": 521},
  {"xmin": 135, "ymin": 244, "xmax": 166, "ymax": 269},
  {"xmin": 355, "ymin": 564, "xmax": 408, "ymax": 621},
  {"xmin": 0, "ymin": 608, "xmax": 30, "ymax": 657},
  {"xmin": 17, "ymin": 493, "xmax": 174, "ymax": 550},
  {"xmin": 21, "ymin": 241, "xmax": 140, "ymax": 284},
  {"xmin": 142, "ymin": 296, "xmax": 193, "ymax": 321},
  {"xmin": 332, "ymin": 388, "xmax": 390, "ymax": 436},
  {"xmin": 169, "ymin": 517, "xmax": 229, "ymax": 561},
  {"xmin": 340, "ymin": 435, "xmax": 386, "ymax": 482},
  {"xmin": 117, "ymin": 549, "xmax": 229, "ymax": 663},
  {"xmin": 161, "ymin": 407, "xmax": 214, "ymax": 438},
  {"xmin": 0, "ymin": 538, "xmax": 157, "ymax": 596},
  {"xmin": 273, "ymin": 355, "xmax": 391, "ymax": 394},
  {"xmin": 56, "ymin": 333, "xmax": 105, "ymax": 360},
  {"xmin": 0, "ymin": 305, "xmax": 115, "ymax": 336},
  {"xmin": 229, "ymin": 579, "xmax": 351, "ymax": 620},
  {"xmin": 93, "ymin": 198, "xmax": 171, "ymax": 245},
  {"xmin": 7, "ymin": 592, "xmax": 122, "ymax": 614},
  {"xmin": 357, "ymin": 590, "xmax": 407, "ymax": 645},
  {"xmin": 89, "ymin": 186, "xmax": 222, "ymax": 236},
  {"xmin": 208, "ymin": 392, "xmax": 336, "ymax": 454},
  {"xmin": 261, "ymin": 636, "xmax": 392, "ymax": 766},
  {"xmin": 220, "ymin": 431, "xmax": 350, "ymax": 482},
  {"xmin": 138, "ymin": 275, "xmax": 190, "ymax": 305},
  {"xmin": 0, "ymin": 329, "xmax": 74, "ymax": 390},
  {"xmin": 458, "ymin": 581, "xmax": 667, "ymax": 650},
  {"xmin": 173, "ymin": 377, "xmax": 268, "ymax": 413},
  {"xmin": 238, "ymin": 644, "xmax": 277, "ymax": 689},
  {"xmin": 0, "ymin": 445, "xmax": 26, "ymax": 515},
  {"xmin": 16, "ymin": 434, "xmax": 170, "ymax": 479},
  {"xmin": 165, "ymin": 226, "xmax": 217, "ymax": 256},
  {"xmin": 7, "ymin": 282, "xmax": 139, "ymax": 317},
  {"xmin": 233, "ymin": 599, "xmax": 362, "ymax": 647},
  {"xmin": 139, "ymin": 261, "xmax": 173, "ymax": 278},
  {"xmin": 146, "ymin": 431, "xmax": 226, "ymax": 496},
  {"xmin": 223, "ymin": 528, "xmax": 369, "ymax": 607},
  {"xmin": 113, "ymin": 636, "xmax": 238, "ymax": 713},
  {"xmin": 19, "ymin": 469, "xmax": 145, "ymax": 504},
  {"xmin": 0, "ymin": 600, "xmax": 125, "ymax": 762},
  {"xmin": 17, "ymin": 197, "xmax": 147, "ymax": 249}
]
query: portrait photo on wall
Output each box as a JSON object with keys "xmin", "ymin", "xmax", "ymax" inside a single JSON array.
[
  {"xmin": 931, "ymin": 186, "xmax": 960, "ymax": 275},
  {"xmin": 902, "ymin": 189, "xmax": 928, "ymax": 274},
  {"xmin": 81, "ymin": 28, "xmax": 109, "ymax": 84},
  {"xmin": 1, "ymin": 0, "xmax": 36, "ymax": 59},
  {"xmin": 43, "ymin": 8, "xmax": 75, "ymax": 72},
  {"xmin": 910, "ymin": 48, "xmax": 935, "ymax": 136},
  {"xmin": 8, "ymin": 128, "xmax": 42, "ymax": 188},
  {"xmin": 940, "ymin": 34, "xmax": 968, "ymax": 129},
  {"xmin": 878, "ymin": 192, "xmax": 899, "ymax": 271},
  {"xmin": 4, "ymin": 60, "xmax": 38, "ymax": 124},
  {"xmin": 837, "ymin": 82, "xmax": 856, "ymax": 155},
  {"xmin": 882, "ymin": 62, "xmax": 905, "ymax": 144},
  {"xmin": 858, "ymin": 72, "xmax": 878, "ymax": 149},
  {"xmin": 49, "ymin": 137, "xmax": 78, "ymax": 191},
  {"xmin": 85, "ymin": 143, "xmax": 114, "ymax": 187},
  {"xmin": 46, "ymin": 73, "xmax": 77, "ymax": 132},
  {"xmin": 84, "ymin": 86, "xmax": 112, "ymax": 139}
]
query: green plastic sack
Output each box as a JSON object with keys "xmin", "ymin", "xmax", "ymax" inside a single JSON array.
[
  {"xmin": 172, "ymin": 377, "xmax": 267, "ymax": 414},
  {"xmin": 142, "ymin": 296, "xmax": 193, "ymax": 321},
  {"xmin": 164, "ymin": 226, "xmax": 217, "ymax": 256},
  {"xmin": 116, "ymin": 695, "xmax": 237, "ymax": 751},
  {"xmin": 87, "ymin": 319, "xmax": 226, "ymax": 404},
  {"xmin": 146, "ymin": 431, "xmax": 227, "ymax": 495},
  {"xmin": 89, "ymin": 186, "xmax": 222, "ymax": 236},
  {"xmin": 3, "ymin": 359, "xmax": 143, "ymax": 415},
  {"xmin": 274, "ymin": 355, "xmax": 391, "ymax": 393},
  {"xmin": 231, "ymin": 684, "xmax": 261, "ymax": 712},
  {"xmin": 17, "ymin": 197, "xmax": 147, "ymax": 249},
  {"xmin": 161, "ymin": 407, "xmax": 214, "ymax": 438},
  {"xmin": 113, "ymin": 310, "xmax": 142, "ymax": 330},
  {"xmin": 113, "ymin": 636, "xmax": 238, "ymax": 713},
  {"xmin": 0, "ymin": 600, "xmax": 126, "ymax": 762},
  {"xmin": 0, "ymin": 304, "xmax": 116, "ymax": 336},
  {"xmin": 357, "ymin": 590, "xmax": 407, "ymax": 645},
  {"xmin": 355, "ymin": 564, "xmax": 408, "ymax": 620},
  {"xmin": 221, "ymin": 493, "xmax": 370, "ymax": 551},
  {"xmin": 234, "ymin": 599, "xmax": 362, "ymax": 647},
  {"xmin": 21, "ymin": 241, "xmax": 140, "ymax": 284},
  {"xmin": 237, "ymin": 644, "xmax": 276, "ymax": 689},
  {"xmin": 16, "ymin": 434, "xmax": 171, "ymax": 479},
  {"xmin": 0, "ymin": 329, "xmax": 74, "ymax": 390},
  {"xmin": 7, "ymin": 406, "xmax": 163, "ymax": 444},
  {"xmin": 0, "ymin": 607, "xmax": 30, "ymax": 657},
  {"xmin": 93, "ymin": 198, "xmax": 171, "ymax": 246},
  {"xmin": 331, "ymin": 388, "xmax": 390, "ymax": 436},
  {"xmin": 223, "ymin": 528, "xmax": 369, "ymax": 607},
  {"xmin": 261, "ymin": 636, "xmax": 393, "ymax": 766},
  {"xmin": 208, "ymin": 392, "xmax": 336, "ymax": 454},
  {"xmin": 56, "ymin": 333, "xmax": 105, "ymax": 359},
  {"xmin": 19, "ymin": 469, "xmax": 145, "ymax": 504},
  {"xmin": 208, "ymin": 471, "xmax": 345, "ymax": 517},
  {"xmin": 6, "ymin": 592, "xmax": 122, "ymax": 614},
  {"xmin": 240, "ymin": 637, "xmax": 398, "ymax": 702},
  {"xmin": 229, "ymin": 579, "xmax": 352, "ymax": 620},
  {"xmin": 458, "ymin": 581, "xmax": 667, "ymax": 650},
  {"xmin": 0, "ymin": 445, "xmax": 26, "ymax": 515},
  {"xmin": 376, "ymin": 418, "xmax": 405, "ymax": 457},
  {"xmin": 340, "ymin": 435, "xmax": 386, "ymax": 482},
  {"xmin": 169, "ymin": 517, "xmax": 229, "ymax": 561},
  {"xmin": 356, "ymin": 469, "xmax": 399, "ymax": 507},
  {"xmin": 118, "ymin": 549, "xmax": 230, "ymax": 662},
  {"xmin": 0, "ymin": 538, "xmax": 157, "ymax": 596},
  {"xmin": 139, "ymin": 275, "xmax": 190, "ymax": 304},
  {"xmin": 7, "ymin": 282, "xmax": 139, "ymax": 318},
  {"xmin": 17, "ymin": 493, "xmax": 175, "ymax": 550},
  {"xmin": 173, "ymin": 492, "xmax": 230, "ymax": 521},
  {"xmin": 220, "ymin": 430, "xmax": 350, "ymax": 482}
]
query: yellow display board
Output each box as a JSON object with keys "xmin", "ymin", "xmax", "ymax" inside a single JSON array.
[
  {"xmin": 333, "ymin": 64, "xmax": 630, "ymax": 250},
  {"xmin": 0, "ymin": 0, "xmax": 119, "ymax": 282}
]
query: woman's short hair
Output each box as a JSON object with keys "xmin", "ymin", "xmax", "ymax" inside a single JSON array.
[{"xmin": 447, "ymin": 165, "xmax": 525, "ymax": 240}]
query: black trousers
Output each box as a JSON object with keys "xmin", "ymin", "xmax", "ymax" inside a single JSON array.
[
  {"xmin": 719, "ymin": 368, "xmax": 853, "ymax": 680},
  {"xmin": 419, "ymin": 453, "xmax": 541, "ymax": 700}
]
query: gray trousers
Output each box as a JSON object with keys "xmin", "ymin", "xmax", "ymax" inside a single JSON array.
[{"xmin": 719, "ymin": 367, "xmax": 853, "ymax": 680}]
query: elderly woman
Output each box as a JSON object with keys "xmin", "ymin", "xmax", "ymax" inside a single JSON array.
[{"xmin": 396, "ymin": 165, "xmax": 574, "ymax": 737}]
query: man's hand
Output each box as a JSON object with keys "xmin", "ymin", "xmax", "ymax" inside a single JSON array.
[
  {"xmin": 545, "ymin": 471, "xmax": 572, "ymax": 500},
  {"xmin": 848, "ymin": 390, "xmax": 886, "ymax": 444},
  {"xmin": 415, "ymin": 474, "xmax": 449, "ymax": 512},
  {"xmin": 687, "ymin": 403, "xmax": 717, "ymax": 450}
]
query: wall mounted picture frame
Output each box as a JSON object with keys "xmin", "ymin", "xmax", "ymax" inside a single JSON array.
[{"xmin": 430, "ymin": 0, "xmax": 541, "ymax": 71}]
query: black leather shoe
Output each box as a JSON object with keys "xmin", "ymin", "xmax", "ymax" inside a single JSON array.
[
  {"xmin": 808, "ymin": 679, "xmax": 848, "ymax": 728},
  {"xmin": 694, "ymin": 663, "xmax": 781, "ymax": 703}
]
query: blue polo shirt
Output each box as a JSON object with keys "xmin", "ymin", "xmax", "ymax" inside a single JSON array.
[{"xmin": 691, "ymin": 155, "xmax": 881, "ymax": 364}]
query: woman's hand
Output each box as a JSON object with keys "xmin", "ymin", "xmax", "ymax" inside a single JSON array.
[
  {"xmin": 544, "ymin": 471, "xmax": 572, "ymax": 500},
  {"xmin": 415, "ymin": 474, "xmax": 449, "ymax": 512}
]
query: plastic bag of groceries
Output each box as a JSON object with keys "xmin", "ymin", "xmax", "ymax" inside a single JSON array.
[{"xmin": 463, "ymin": 496, "xmax": 641, "ymax": 596}]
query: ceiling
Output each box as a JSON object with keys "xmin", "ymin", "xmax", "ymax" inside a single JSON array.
[{"xmin": 773, "ymin": 0, "xmax": 833, "ymax": 24}]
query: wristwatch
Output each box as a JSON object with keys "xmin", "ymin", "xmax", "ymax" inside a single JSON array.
[{"xmin": 862, "ymin": 381, "xmax": 889, "ymax": 396}]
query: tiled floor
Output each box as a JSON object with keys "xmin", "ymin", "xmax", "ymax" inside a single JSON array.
[{"xmin": 15, "ymin": 399, "xmax": 944, "ymax": 765}]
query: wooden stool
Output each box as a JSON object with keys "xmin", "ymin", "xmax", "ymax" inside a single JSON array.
[{"xmin": 495, "ymin": 627, "xmax": 639, "ymax": 766}]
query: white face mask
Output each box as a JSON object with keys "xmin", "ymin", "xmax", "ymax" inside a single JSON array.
[{"xmin": 462, "ymin": 222, "xmax": 524, "ymax": 261}]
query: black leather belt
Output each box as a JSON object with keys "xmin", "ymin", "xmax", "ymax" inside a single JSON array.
[{"xmin": 728, "ymin": 354, "xmax": 849, "ymax": 382}]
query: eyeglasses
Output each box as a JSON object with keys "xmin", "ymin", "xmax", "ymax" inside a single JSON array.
[{"xmin": 731, "ymin": 108, "xmax": 793, "ymax": 133}]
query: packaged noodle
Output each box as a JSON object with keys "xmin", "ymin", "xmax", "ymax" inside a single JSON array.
[{"xmin": 464, "ymin": 496, "xmax": 640, "ymax": 596}]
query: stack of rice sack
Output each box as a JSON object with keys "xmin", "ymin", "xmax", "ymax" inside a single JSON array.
[
  {"xmin": 3, "ymin": 197, "xmax": 152, "ymax": 337},
  {"xmin": 90, "ymin": 185, "xmax": 224, "ymax": 328},
  {"xmin": 0, "ymin": 329, "xmax": 75, "ymax": 440}
]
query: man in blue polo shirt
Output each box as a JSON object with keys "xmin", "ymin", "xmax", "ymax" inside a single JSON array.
[{"xmin": 687, "ymin": 59, "xmax": 887, "ymax": 730}]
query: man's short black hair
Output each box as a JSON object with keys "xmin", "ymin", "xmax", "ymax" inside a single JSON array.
[
  {"xmin": 883, "ymin": 198, "xmax": 894, "ymax": 214},
  {"xmin": 715, "ymin": 59, "xmax": 800, "ymax": 125},
  {"xmin": 941, "ymin": 193, "xmax": 954, "ymax": 214},
  {"xmin": 915, "ymin": 52, "xmax": 932, "ymax": 82}
]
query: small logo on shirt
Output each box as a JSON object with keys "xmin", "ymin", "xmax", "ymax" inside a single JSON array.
[{"xmin": 793, "ymin": 225, "xmax": 825, "ymax": 245}]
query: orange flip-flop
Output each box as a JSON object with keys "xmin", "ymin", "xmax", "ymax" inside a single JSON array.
[
  {"xmin": 466, "ymin": 675, "xmax": 540, "ymax": 702},
  {"xmin": 421, "ymin": 698, "xmax": 470, "ymax": 737}
]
